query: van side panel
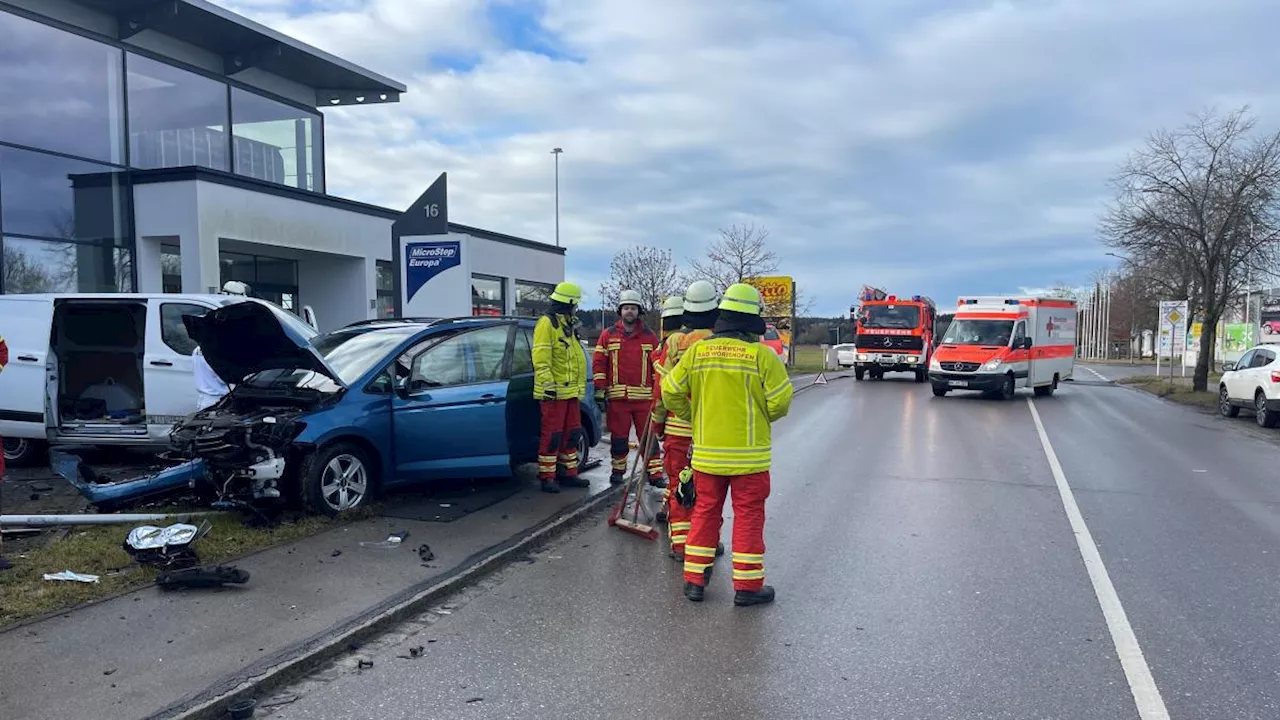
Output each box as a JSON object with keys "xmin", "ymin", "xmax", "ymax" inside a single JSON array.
[{"xmin": 0, "ymin": 298, "xmax": 55, "ymax": 438}]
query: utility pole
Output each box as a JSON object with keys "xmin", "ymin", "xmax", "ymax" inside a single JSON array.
[{"xmin": 550, "ymin": 147, "xmax": 563, "ymax": 247}]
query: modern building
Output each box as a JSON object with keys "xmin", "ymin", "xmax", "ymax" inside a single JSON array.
[{"xmin": 0, "ymin": 0, "xmax": 565, "ymax": 330}]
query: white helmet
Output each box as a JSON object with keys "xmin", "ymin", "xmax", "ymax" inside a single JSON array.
[
  {"xmin": 683, "ymin": 280, "xmax": 718, "ymax": 313},
  {"xmin": 660, "ymin": 295, "xmax": 685, "ymax": 319},
  {"xmin": 221, "ymin": 280, "xmax": 250, "ymax": 296},
  {"xmin": 617, "ymin": 289, "xmax": 645, "ymax": 314}
]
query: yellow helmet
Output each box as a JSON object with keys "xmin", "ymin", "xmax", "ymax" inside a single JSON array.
[
  {"xmin": 660, "ymin": 295, "xmax": 684, "ymax": 319},
  {"xmin": 550, "ymin": 281, "xmax": 582, "ymax": 305},
  {"xmin": 719, "ymin": 283, "xmax": 763, "ymax": 315}
]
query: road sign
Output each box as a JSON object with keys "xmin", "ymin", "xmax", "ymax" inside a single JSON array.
[{"xmin": 813, "ymin": 372, "xmax": 828, "ymax": 385}]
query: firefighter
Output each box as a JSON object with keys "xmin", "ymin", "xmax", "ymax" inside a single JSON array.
[
  {"xmin": 661, "ymin": 283, "xmax": 794, "ymax": 606},
  {"xmin": 651, "ymin": 280, "xmax": 720, "ymax": 559},
  {"xmin": 593, "ymin": 290, "xmax": 663, "ymax": 486},
  {"xmin": 532, "ymin": 281, "xmax": 590, "ymax": 494},
  {"xmin": 658, "ymin": 295, "xmax": 685, "ymax": 341}
]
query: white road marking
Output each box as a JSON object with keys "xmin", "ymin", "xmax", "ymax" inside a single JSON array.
[
  {"xmin": 1027, "ymin": 398, "xmax": 1171, "ymax": 720},
  {"xmin": 1083, "ymin": 366, "xmax": 1110, "ymax": 382}
]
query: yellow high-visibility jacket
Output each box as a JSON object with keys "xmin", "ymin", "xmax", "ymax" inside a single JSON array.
[
  {"xmin": 532, "ymin": 312, "xmax": 587, "ymax": 400},
  {"xmin": 651, "ymin": 328, "xmax": 713, "ymax": 437},
  {"xmin": 661, "ymin": 335, "xmax": 793, "ymax": 475}
]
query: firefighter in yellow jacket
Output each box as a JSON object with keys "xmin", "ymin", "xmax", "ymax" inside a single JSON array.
[
  {"xmin": 532, "ymin": 282, "xmax": 590, "ymax": 494},
  {"xmin": 661, "ymin": 283, "xmax": 793, "ymax": 606}
]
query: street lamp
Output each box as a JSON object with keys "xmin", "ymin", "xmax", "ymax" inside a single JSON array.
[{"xmin": 550, "ymin": 147, "xmax": 563, "ymax": 247}]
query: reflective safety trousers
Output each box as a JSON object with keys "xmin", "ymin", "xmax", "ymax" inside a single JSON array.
[
  {"xmin": 660, "ymin": 337, "xmax": 793, "ymax": 475},
  {"xmin": 532, "ymin": 313, "xmax": 588, "ymax": 400}
]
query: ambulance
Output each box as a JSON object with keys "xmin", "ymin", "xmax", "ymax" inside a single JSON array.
[{"xmin": 928, "ymin": 296, "xmax": 1077, "ymax": 399}]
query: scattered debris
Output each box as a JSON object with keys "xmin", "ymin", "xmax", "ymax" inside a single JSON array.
[
  {"xmin": 29, "ymin": 493, "xmax": 41, "ymax": 501},
  {"xmin": 331, "ymin": 549, "xmax": 342, "ymax": 557},
  {"xmin": 124, "ymin": 522, "xmax": 208, "ymax": 569},
  {"xmin": 417, "ymin": 544, "xmax": 435, "ymax": 562},
  {"xmin": 439, "ymin": 503, "xmax": 453, "ymax": 508},
  {"xmin": 227, "ymin": 697, "xmax": 257, "ymax": 720},
  {"xmin": 360, "ymin": 531, "xmax": 409, "ymax": 549},
  {"xmin": 259, "ymin": 693, "xmax": 300, "ymax": 709},
  {"xmin": 30, "ymin": 483, "xmax": 54, "ymax": 493},
  {"xmin": 427, "ymin": 639, "xmax": 437, "ymax": 643},
  {"xmin": 410, "ymin": 645, "xmax": 425, "ymax": 657},
  {"xmin": 103, "ymin": 668, "xmax": 117, "ymax": 676},
  {"xmin": 357, "ymin": 658, "xmax": 374, "ymax": 670},
  {"xmin": 156, "ymin": 565, "xmax": 249, "ymax": 590},
  {"xmin": 42, "ymin": 570, "xmax": 100, "ymax": 583},
  {"xmin": 465, "ymin": 697, "xmax": 484, "ymax": 704},
  {"xmin": 500, "ymin": 514, "xmax": 509, "ymax": 520},
  {"xmin": 436, "ymin": 609, "xmax": 452, "ymax": 615}
]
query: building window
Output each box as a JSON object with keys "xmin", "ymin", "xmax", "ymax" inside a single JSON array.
[
  {"xmin": 161, "ymin": 242, "xmax": 182, "ymax": 293},
  {"xmin": 2, "ymin": 236, "xmax": 133, "ymax": 293},
  {"xmin": 376, "ymin": 260, "xmax": 395, "ymax": 318},
  {"xmin": 231, "ymin": 88, "xmax": 323, "ymax": 192},
  {"xmin": 472, "ymin": 274, "xmax": 505, "ymax": 316},
  {"xmin": 514, "ymin": 280, "xmax": 554, "ymax": 318},
  {"xmin": 0, "ymin": 12, "xmax": 125, "ymax": 164},
  {"xmin": 126, "ymin": 53, "xmax": 230, "ymax": 172}
]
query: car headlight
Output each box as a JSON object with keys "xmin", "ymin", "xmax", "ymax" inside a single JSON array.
[
  {"xmin": 906, "ymin": 356, "xmax": 918, "ymax": 364},
  {"xmin": 981, "ymin": 358, "xmax": 1003, "ymax": 371},
  {"xmin": 857, "ymin": 353, "xmax": 868, "ymax": 361},
  {"xmin": 929, "ymin": 357, "xmax": 941, "ymax": 370}
]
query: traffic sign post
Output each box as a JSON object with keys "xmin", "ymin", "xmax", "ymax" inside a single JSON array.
[{"xmin": 1158, "ymin": 300, "xmax": 1189, "ymax": 381}]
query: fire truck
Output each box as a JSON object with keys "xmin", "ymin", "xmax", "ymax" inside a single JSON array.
[{"xmin": 851, "ymin": 286, "xmax": 937, "ymax": 382}]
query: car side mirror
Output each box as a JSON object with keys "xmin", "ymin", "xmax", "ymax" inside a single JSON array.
[{"xmin": 1222, "ymin": 362, "xmax": 1236, "ymax": 372}]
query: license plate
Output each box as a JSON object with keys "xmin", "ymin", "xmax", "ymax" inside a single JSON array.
[
  {"xmin": 879, "ymin": 356, "xmax": 900, "ymax": 364},
  {"xmin": 948, "ymin": 380, "xmax": 968, "ymax": 387}
]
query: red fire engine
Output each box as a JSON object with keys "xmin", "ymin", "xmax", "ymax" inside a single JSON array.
[{"xmin": 851, "ymin": 285, "xmax": 937, "ymax": 382}]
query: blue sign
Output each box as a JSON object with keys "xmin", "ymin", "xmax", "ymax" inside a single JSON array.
[{"xmin": 405, "ymin": 241, "xmax": 461, "ymax": 301}]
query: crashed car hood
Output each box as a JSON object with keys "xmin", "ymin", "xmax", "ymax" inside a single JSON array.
[{"xmin": 184, "ymin": 300, "xmax": 340, "ymax": 385}]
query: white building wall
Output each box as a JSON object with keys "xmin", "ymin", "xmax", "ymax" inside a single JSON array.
[
  {"xmin": 468, "ymin": 236, "xmax": 565, "ymax": 313},
  {"xmin": 133, "ymin": 181, "xmax": 203, "ymax": 293}
]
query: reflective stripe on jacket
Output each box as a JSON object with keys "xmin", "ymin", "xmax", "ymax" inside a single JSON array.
[
  {"xmin": 661, "ymin": 336, "xmax": 793, "ymax": 475},
  {"xmin": 593, "ymin": 321, "xmax": 658, "ymax": 401},
  {"xmin": 533, "ymin": 313, "xmax": 588, "ymax": 400},
  {"xmin": 651, "ymin": 329, "xmax": 712, "ymax": 436}
]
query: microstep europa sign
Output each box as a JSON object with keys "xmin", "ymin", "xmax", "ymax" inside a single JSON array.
[{"xmin": 404, "ymin": 241, "xmax": 461, "ymax": 302}]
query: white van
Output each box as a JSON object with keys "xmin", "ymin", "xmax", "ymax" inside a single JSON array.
[{"xmin": 0, "ymin": 294, "xmax": 317, "ymax": 466}]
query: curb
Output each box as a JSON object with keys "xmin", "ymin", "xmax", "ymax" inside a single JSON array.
[{"xmin": 153, "ymin": 484, "xmax": 623, "ymax": 720}]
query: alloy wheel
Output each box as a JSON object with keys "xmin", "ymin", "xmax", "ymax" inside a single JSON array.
[{"xmin": 320, "ymin": 454, "xmax": 369, "ymax": 512}]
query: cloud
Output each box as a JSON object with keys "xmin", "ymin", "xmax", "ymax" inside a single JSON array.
[{"xmin": 214, "ymin": 0, "xmax": 1280, "ymax": 314}]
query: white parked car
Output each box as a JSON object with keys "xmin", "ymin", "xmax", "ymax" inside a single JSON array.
[
  {"xmin": 834, "ymin": 343, "xmax": 857, "ymax": 368},
  {"xmin": 1219, "ymin": 344, "xmax": 1280, "ymax": 427}
]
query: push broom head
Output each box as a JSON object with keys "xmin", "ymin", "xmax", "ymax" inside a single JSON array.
[{"xmin": 612, "ymin": 517, "xmax": 658, "ymax": 541}]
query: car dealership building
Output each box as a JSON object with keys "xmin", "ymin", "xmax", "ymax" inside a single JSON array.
[{"xmin": 0, "ymin": 0, "xmax": 565, "ymax": 330}]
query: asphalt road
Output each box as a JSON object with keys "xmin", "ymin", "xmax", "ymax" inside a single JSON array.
[{"xmin": 260, "ymin": 372, "xmax": 1280, "ymax": 720}]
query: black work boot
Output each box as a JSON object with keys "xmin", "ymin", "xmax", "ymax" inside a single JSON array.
[
  {"xmin": 648, "ymin": 474, "xmax": 668, "ymax": 489},
  {"xmin": 734, "ymin": 585, "xmax": 776, "ymax": 607},
  {"xmin": 540, "ymin": 480, "xmax": 561, "ymax": 494},
  {"xmin": 683, "ymin": 582, "xmax": 705, "ymax": 602},
  {"xmin": 609, "ymin": 471, "xmax": 625, "ymax": 486},
  {"xmin": 558, "ymin": 474, "xmax": 589, "ymax": 489}
]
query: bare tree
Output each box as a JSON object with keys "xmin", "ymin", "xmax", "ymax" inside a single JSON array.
[
  {"xmin": 687, "ymin": 223, "xmax": 779, "ymax": 291},
  {"xmin": 2, "ymin": 245, "xmax": 57, "ymax": 293},
  {"xmin": 1101, "ymin": 107, "xmax": 1280, "ymax": 390},
  {"xmin": 599, "ymin": 245, "xmax": 683, "ymax": 317}
]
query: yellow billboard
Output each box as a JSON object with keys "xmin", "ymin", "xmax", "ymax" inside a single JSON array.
[{"xmin": 746, "ymin": 275, "xmax": 794, "ymax": 317}]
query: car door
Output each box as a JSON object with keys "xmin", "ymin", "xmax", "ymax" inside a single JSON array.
[
  {"xmin": 1249, "ymin": 348, "xmax": 1275, "ymax": 399},
  {"xmin": 1008, "ymin": 320, "xmax": 1031, "ymax": 385},
  {"xmin": 391, "ymin": 324, "xmax": 514, "ymax": 483},
  {"xmin": 0, "ymin": 297, "xmax": 55, "ymax": 440},
  {"xmin": 144, "ymin": 301, "xmax": 213, "ymax": 427},
  {"xmin": 504, "ymin": 325, "xmax": 541, "ymax": 466},
  {"xmin": 1226, "ymin": 349, "xmax": 1256, "ymax": 400}
]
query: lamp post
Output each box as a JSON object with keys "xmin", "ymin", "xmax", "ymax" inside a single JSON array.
[{"xmin": 550, "ymin": 147, "xmax": 563, "ymax": 247}]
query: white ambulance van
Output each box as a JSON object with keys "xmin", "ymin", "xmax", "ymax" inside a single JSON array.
[
  {"xmin": 0, "ymin": 294, "xmax": 316, "ymax": 466},
  {"xmin": 928, "ymin": 296, "xmax": 1077, "ymax": 399}
]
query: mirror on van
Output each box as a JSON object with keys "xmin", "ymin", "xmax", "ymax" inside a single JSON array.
[{"xmin": 302, "ymin": 306, "xmax": 319, "ymax": 330}]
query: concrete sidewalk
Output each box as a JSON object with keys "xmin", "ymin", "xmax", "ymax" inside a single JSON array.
[{"xmin": 0, "ymin": 448, "xmax": 623, "ymax": 720}]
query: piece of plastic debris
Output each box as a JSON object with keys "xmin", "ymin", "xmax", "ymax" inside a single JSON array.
[
  {"xmin": 466, "ymin": 697, "xmax": 483, "ymax": 704},
  {"xmin": 331, "ymin": 550, "xmax": 342, "ymax": 557},
  {"xmin": 439, "ymin": 503, "xmax": 452, "ymax": 508},
  {"xmin": 417, "ymin": 544, "xmax": 435, "ymax": 562},
  {"xmin": 410, "ymin": 645, "xmax": 425, "ymax": 657},
  {"xmin": 357, "ymin": 658, "xmax": 374, "ymax": 670},
  {"xmin": 436, "ymin": 609, "xmax": 452, "ymax": 615},
  {"xmin": 43, "ymin": 570, "xmax": 100, "ymax": 583},
  {"xmin": 360, "ymin": 532, "xmax": 408, "ymax": 549},
  {"xmin": 104, "ymin": 668, "xmax": 117, "ymax": 676}
]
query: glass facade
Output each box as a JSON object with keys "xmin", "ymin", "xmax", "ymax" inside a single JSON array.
[
  {"xmin": 376, "ymin": 260, "xmax": 395, "ymax": 318},
  {"xmin": 514, "ymin": 279, "xmax": 554, "ymax": 317},
  {"xmin": 0, "ymin": 7, "xmax": 328, "ymax": 294},
  {"xmin": 472, "ymin": 274, "xmax": 506, "ymax": 316}
]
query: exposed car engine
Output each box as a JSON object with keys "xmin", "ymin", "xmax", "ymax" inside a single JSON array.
[{"xmin": 169, "ymin": 394, "xmax": 312, "ymax": 502}]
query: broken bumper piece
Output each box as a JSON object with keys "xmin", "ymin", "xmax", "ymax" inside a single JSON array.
[{"xmin": 54, "ymin": 451, "xmax": 206, "ymax": 509}]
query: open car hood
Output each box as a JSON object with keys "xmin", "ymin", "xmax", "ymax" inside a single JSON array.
[{"xmin": 184, "ymin": 300, "xmax": 340, "ymax": 386}]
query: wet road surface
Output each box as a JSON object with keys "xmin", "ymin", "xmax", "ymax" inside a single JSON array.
[{"xmin": 264, "ymin": 374, "xmax": 1280, "ymax": 720}]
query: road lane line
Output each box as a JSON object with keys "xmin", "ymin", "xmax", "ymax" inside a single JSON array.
[
  {"xmin": 1083, "ymin": 366, "xmax": 1110, "ymax": 382},
  {"xmin": 1026, "ymin": 398, "xmax": 1171, "ymax": 720}
]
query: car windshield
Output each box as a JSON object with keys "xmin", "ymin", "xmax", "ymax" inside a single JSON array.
[
  {"xmin": 242, "ymin": 327, "xmax": 420, "ymax": 389},
  {"xmin": 941, "ymin": 319, "xmax": 1015, "ymax": 346},
  {"xmin": 861, "ymin": 305, "xmax": 921, "ymax": 329}
]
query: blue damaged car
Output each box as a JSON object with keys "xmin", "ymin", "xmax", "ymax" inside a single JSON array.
[{"xmin": 156, "ymin": 303, "xmax": 602, "ymax": 516}]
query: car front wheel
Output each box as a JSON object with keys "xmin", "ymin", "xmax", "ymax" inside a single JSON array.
[
  {"xmin": 577, "ymin": 416, "xmax": 592, "ymax": 473},
  {"xmin": 1220, "ymin": 387, "xmax": 1240, "ymax": 418},
  {"xmin": 302, "ymin": 442, "xmax": 374, "ymax": 516},
  {"xmin": 2, "ymin": 437, "xmax": 45, "ymax": 467}
]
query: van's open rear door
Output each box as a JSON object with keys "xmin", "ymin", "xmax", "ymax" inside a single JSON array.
[{"xmin": 0, "ymin": 297, "xmax": 54, "ymax": 439}]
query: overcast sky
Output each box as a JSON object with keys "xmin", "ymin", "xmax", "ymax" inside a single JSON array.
[{"xmin": 217, "ymin": 0, "xmax": 1279, "ymax": 315}]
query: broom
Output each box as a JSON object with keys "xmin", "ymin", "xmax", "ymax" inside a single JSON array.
[{"xmin": 607, "ymin": 420, "xmax": 659, "ymax": 541}]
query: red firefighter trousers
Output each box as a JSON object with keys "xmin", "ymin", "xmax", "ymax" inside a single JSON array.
[
  {"xmin": 606, "ymin": 400, "xmax": 663, "ymax": 479},
  {"xmin": 683, "ymin": 470, "xmax": 771, "ymax": 592},
  {"xmin": 662, "ymin": 436, "xmax": 693, "ymax": 555},
  {"xmin": 538, "ymin": 399, "xmax": 581, "ymax": 481}
]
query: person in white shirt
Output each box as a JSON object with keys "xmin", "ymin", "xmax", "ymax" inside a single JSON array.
[{"xmin": 192, "ymin": 345, "xmax": 229, "ymax": 410}]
